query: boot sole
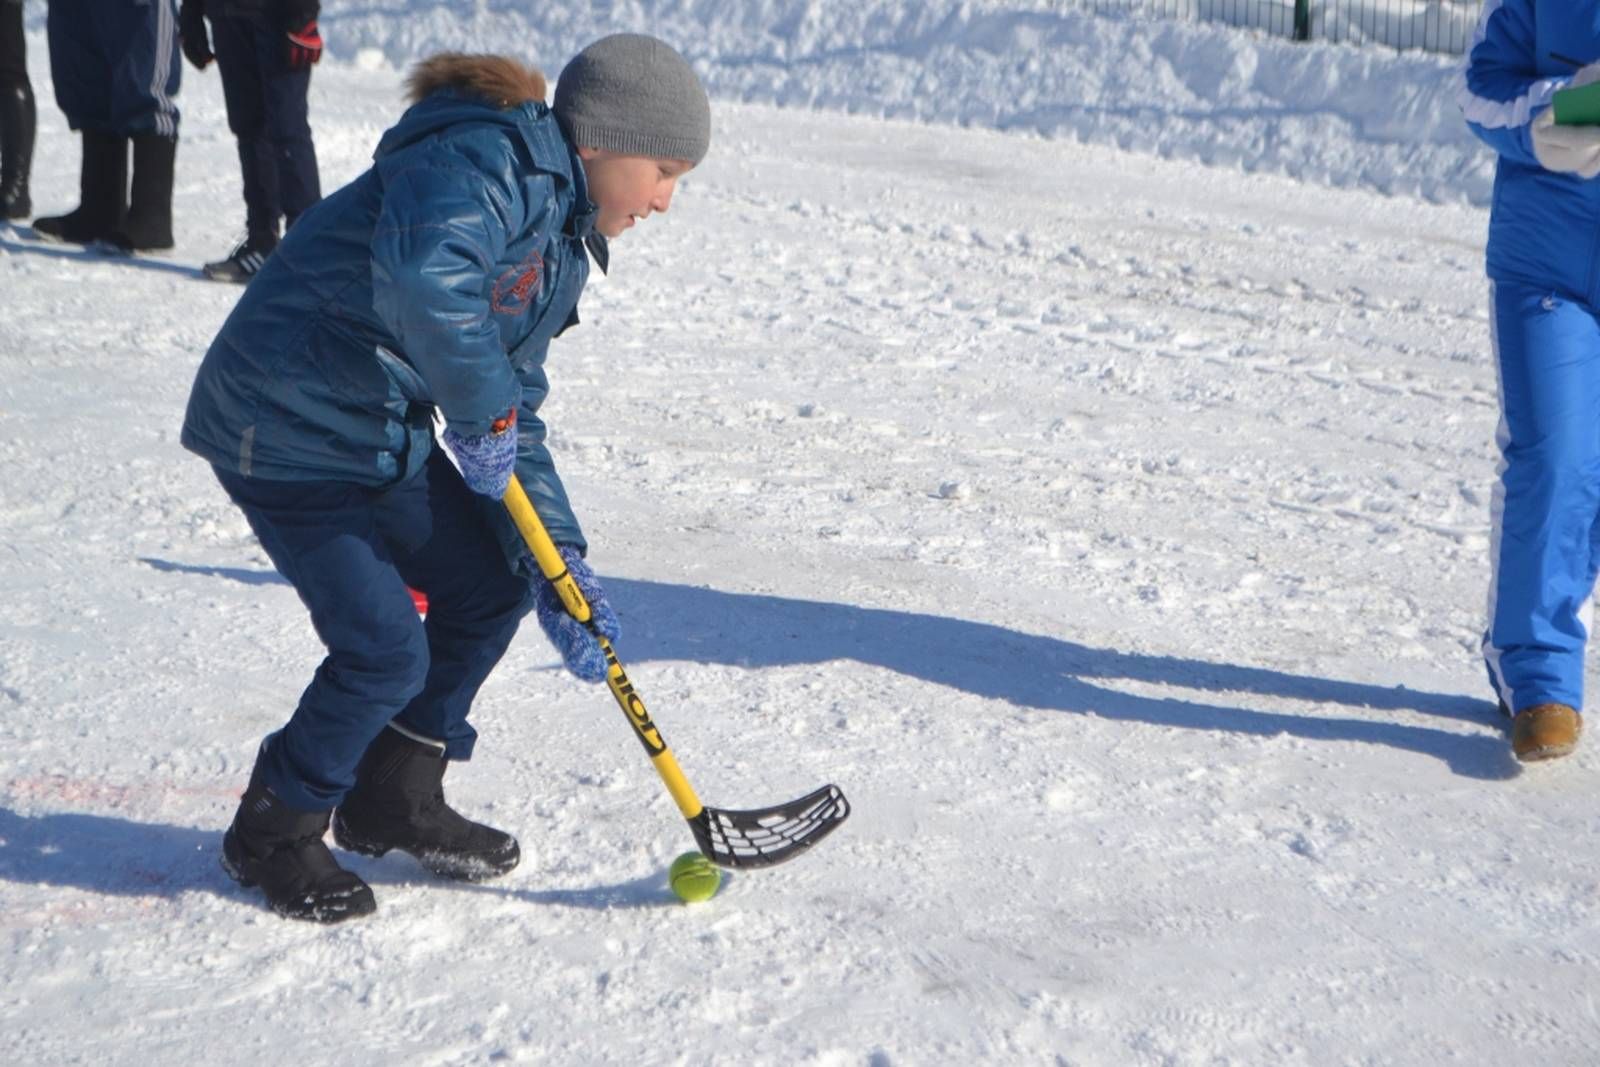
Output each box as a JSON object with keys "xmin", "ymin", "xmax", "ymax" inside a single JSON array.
[
  {"xmin": 415, "ymin": 846, "xmax": 521, "ymax": 882},
  {"xmin": 221, "ymin": 830, "xmax": 377, "ymax": 923},
  {"xmin": 220, "ymin": 828, "xmax": 259, "ymax": 887},
  {"xmin": 272, "ymin": 887, "xmax": 376, "ymax": 923},
  {"xmin": 31, "ymin": 229, "xmax": 108, "ymax": 246},
  {"xmin": 1512, "ymin": 718, "xmax": 1582, "ymax": 763},
  {"xmin": 332, "ymin": 811, "xmax": 519, "ymax": 881},
  {"xmin": 102, "ymin": 241, "xmax": 176, "ymax": 257},
  {"xmin": 219, "ymin": 848, "xmax": 254, "ymax": 888},
  {"xmin": 1514, "ymin": 740, "xmax": 1579, "ymax": 762}
]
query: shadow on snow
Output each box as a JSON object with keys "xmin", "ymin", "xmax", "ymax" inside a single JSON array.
[
  {"xmin": 139, "ymin": 556, "xmax": 289, "ymax": 586},
  {"xmin": 0, "ymin": 572, "xmax": 1514, "ymax": 910},
  {"xmin": 0, "ymin": 805, "xmax": 692, "ymax": 913},
  {"xmin": 0, "ymin": 229, "xmax": 207, "ymax": 279},
  {"xmin": 0, "ymin": 807, "xmax": 226, "ymax": 902},
  {"xmin": 602, "ymin": 578, "xmax": 1515, "ymax": 782},
  {"xmin": 133, "ymin": 558, "xmax": 1514, "ymax": 780}
]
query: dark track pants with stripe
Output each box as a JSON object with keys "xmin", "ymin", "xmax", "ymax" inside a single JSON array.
[{"xmin": 47, "ymin": 0, "xmax": 180, "ymax": 137}]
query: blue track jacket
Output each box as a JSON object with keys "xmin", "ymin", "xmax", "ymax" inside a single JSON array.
[{"xmin": 1458, "ymin": 1, "xmax": 1600, "ymax": 300}]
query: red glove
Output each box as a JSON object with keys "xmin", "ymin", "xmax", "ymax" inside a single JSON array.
[{"xmin": 286, "ymin": 19, "xmax": 322, "ymax": 70}]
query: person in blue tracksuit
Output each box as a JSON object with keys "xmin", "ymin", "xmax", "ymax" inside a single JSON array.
[
  {"xmin": 34, "ymin": 0, "xmax": 181, "ymax": 250},
  {"xmin": 181, "ymin": 37, "xmax": 710, "ymax": 921},
  {"xmin": 1459, "ymin": 1, "xmax": 1600, "ymax": 761}
]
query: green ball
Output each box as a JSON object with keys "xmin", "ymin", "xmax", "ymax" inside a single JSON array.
[{"xmin": 668, "ymin": 851, "xmax": 722, "ymax": 903}]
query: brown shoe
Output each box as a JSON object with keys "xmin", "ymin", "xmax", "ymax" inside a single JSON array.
[{"xmin": 1511, "ymin": 703, "xmax": 1582, "ymax": 762}]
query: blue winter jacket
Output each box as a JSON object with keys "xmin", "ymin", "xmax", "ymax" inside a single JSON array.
[
  {"xmin": 182, "ymin": 87, "xmax": 601, "ymax": 563},
  {"xmin": 1459, "ymin": 1, "xmax": 1600, "ymax": 302}
]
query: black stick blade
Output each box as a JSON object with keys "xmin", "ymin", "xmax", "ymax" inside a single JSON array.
[{"xmin": 689, "ymin": 784, "xmax": 851, "ymax": 869}]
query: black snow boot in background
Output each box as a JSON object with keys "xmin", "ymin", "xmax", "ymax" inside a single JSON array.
[
  {"xmin": 333, "ymin": 725, "xmax": 521, "ymax": 881},
  {"xmin": 221, "ymin": 754, "xmax": 377, "ymax": 923},
  {"xmin": 0, "ymin": 81, "xmax": 34, "ymax": 219},
  {"xmin": 108, "ymin": 132, "xmax": 176, "ymax": 252},
  {"xmin": 33, "ymin": 129, "xmax": 127, "ymax": 244}
]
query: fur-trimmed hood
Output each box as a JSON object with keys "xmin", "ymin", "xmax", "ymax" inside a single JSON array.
[
  {"xmin": 405, "ymin": 53, "xmax": 547, "ymax": 110},
  {"xmin": 375, "ymin": 52, "xmax": 569, "ymax": 165}
]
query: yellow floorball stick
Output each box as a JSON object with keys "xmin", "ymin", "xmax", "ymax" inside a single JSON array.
[{"xmin": 502, "ymin": 476, "xmax": 850, "ymax": 868}]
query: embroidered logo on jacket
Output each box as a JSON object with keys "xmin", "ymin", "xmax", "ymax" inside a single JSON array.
[{"xmin": 492, "ymin": 252, "xmax": 545, "ymax": 314}]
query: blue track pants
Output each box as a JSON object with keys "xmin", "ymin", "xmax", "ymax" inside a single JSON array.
[{"xmin": 1484, "ymin": 280, "xmax": 1600, "ymax": 714}]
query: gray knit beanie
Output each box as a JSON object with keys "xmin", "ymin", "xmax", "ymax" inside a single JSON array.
[{"xmin": 553, "ymin": 34, "xmax": 711, "ymax": 165}]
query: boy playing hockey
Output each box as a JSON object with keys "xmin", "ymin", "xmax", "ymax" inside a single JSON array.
[{"xmin": 181, "ymin": 35, "xmax": 710, "ymax": 920}]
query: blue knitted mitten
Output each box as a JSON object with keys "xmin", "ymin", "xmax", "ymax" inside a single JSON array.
[
  {"xmin": 441, "ymin": 413, "xmax": 517, "ymax": 498},
  {"xmin": 534, "ymin": 545, "xmax": 622, "ymax": 683}
]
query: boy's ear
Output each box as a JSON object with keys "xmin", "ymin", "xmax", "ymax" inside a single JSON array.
[{"xmin": 576, "ymin": 146, "xmax": 601, "ymax": 161}]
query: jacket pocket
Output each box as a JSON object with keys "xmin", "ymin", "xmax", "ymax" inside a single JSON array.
[{"xmin": 374, "ymin": 344, "xmax": 433, "ymax": 405}]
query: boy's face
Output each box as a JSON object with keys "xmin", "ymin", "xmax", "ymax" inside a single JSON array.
[{"xmin": 577, "ymin": 148, "xmax": 695, "ymax": 239}]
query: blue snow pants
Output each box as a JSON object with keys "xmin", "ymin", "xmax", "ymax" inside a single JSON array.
[
  {"xmin": 214, "ymin": 449, "xmax": 535, "ymax": 812},
  {"xmin": 210, "ymin": 14, "xmax": 320, "ymax": 244},
  {"xmin": 1484, "ymin": 280, "xmax": 1600, "ymax": 715},
  {"xmin": 47, "ymin": 0, "xmax": 180, "ymax": 137}
]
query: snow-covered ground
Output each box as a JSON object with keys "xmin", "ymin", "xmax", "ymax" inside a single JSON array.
[{"xmin": 7, "ymin": 3, "xmax": 1600, "ymax": 1065}]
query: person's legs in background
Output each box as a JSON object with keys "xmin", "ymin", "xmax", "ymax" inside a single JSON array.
[
  {"xmin": 106, "ymin": 0, "xmax": 181, "ymax": 252},
  {"xmin": 0, "ymin": 0, "xmax": 36, "ymax": 220},
  {"xmin": 204, "ymin": 13, "xmax": 319, "ymax": 282},
  {"xmin": 34, "ymin": 0, "xmax": 127, "ymax": 243}
]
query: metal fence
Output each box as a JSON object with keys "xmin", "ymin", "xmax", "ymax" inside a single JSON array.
[{"xmin": 1064, "ymin": 1, "xmax": 1481, "ymax": 56}]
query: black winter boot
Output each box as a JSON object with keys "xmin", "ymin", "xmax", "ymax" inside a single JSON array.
[
  {"xmin": 221, "ymin": 753, "xmax": 377, "ymax": 923},
  {"xmin": 333, "ymin": 725, "xmax": 521, "ymax": 881},
  {"xmin": 33, "ymin": 130, "xmax": 127, "ymax": 244},
  {"xmin": 0, "ymin": 81, "xmax": 34, "ymax": 220},
  {"xmin": 108, "ymin": 133, "xmax": 176, "ymax": 252}
]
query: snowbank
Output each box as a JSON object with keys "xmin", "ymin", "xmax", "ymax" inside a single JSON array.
[{"xmin": 311, "ymin": 0, "xmax": 1491, "ymax": 204}]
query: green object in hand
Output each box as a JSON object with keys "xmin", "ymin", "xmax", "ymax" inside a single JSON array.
[{"xmin": 1553, "ymin": 81, "xmax": 1600, "ymax": 126}]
